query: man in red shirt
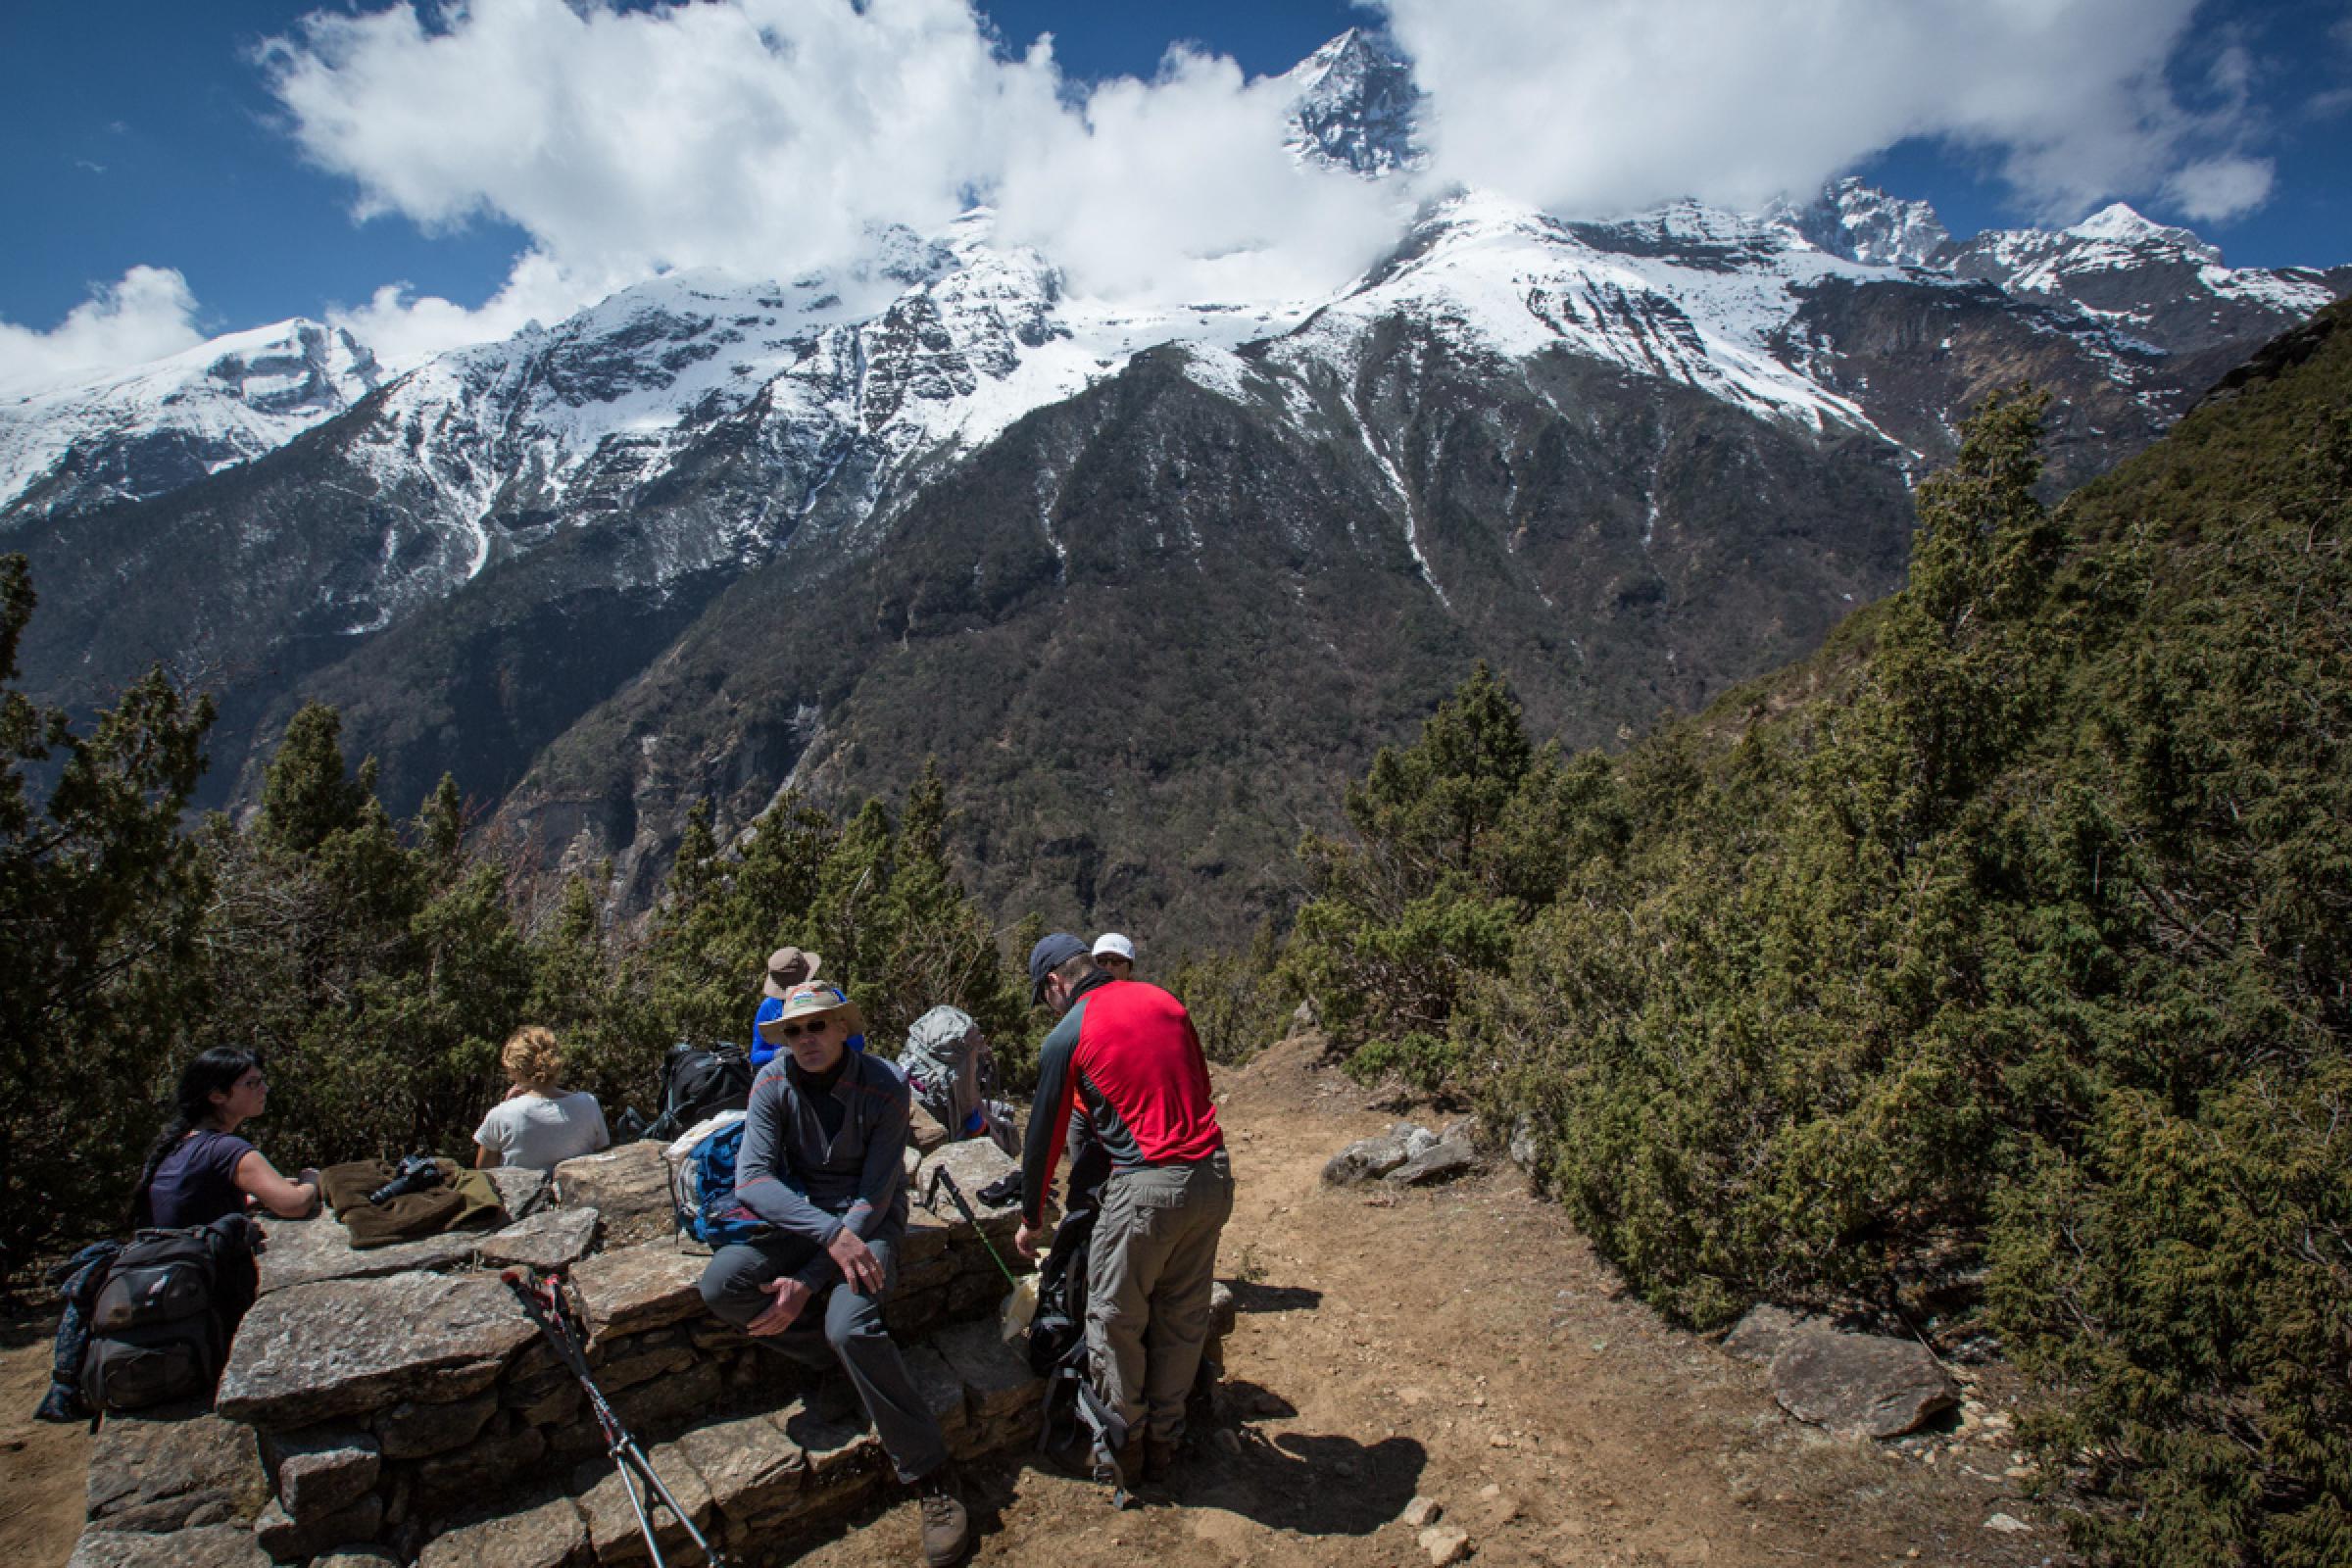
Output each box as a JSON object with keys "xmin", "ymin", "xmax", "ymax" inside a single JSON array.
[{"xmin": 1014, "ymin": 933, "xmax": 1234, "ymax": 1488}]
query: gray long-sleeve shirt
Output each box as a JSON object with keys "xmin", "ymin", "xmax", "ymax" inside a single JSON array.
[{"xmin": 733, "ymin": 1048, "xmax": 911, "ymax": 1289}]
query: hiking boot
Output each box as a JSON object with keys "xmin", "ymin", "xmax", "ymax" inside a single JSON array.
[
  {"xmin": 916, "ymin": 1467, "xmax": 969, "ymax": 1567},
  {"xmin": 1143, "ymin": 1433, "xmax": 1183, "ymax": 1484},
  {"xmin": 1093, "ymin": 1442, "xmax": 1141, "ymax": 1509}
]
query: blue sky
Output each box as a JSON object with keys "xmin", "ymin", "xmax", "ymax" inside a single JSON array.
[{"xmin": 3, "ymin": 0, "xmax": 2347, "ymax": 379}]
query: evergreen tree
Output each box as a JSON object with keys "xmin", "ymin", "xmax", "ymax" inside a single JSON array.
[{"xmin": 0, "ymin": 555, "xmax": 214, "ymax": 1285}]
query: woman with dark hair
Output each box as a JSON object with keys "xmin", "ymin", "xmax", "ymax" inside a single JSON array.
[{"xmin": 132, "ymin": 1048, "xmax": 322, "ymax": 1229}]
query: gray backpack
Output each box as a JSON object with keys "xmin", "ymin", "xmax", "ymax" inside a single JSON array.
[{"xmin": 901, "ymin": 1006, "xmax": 1018, "ymax": 1152}]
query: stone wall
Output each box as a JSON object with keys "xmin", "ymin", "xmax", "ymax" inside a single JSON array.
[{"xmin": 65, "ymin": 1134, "xmax": 1131, "ymax": 1568}]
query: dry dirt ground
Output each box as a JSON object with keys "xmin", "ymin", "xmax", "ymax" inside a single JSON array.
[{"xmin": 2, "ymin": 1030, "xmax": 2073, "ymax": 1568}]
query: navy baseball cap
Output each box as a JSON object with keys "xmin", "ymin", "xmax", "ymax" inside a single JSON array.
[{"xmin": 1028, "ymin": 932, "xmax": 1089, "ymax": 1003}]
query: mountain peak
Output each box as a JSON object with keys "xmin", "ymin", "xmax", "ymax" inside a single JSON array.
[
  {"xmin": 2065, "ymin": 202, "xmax": 2221, "ymax": 262},
  {"xmin": 1768, "ymin": 178, "xmax": 1950, "ymax": 268},
  {"xmin": 1280, "ymin": 28, "xmax": 1424, "ymax": 177}
]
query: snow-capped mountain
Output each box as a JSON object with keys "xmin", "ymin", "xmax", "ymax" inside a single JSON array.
[
  {"xmin": 1945, "ymin": 202, "xmax": 2347, "ymax": 354},
  {"xmin": 0, "ymin": 318, "xmax": 379, "ymax": 521},
  {"xmin": 3, "ymin": 27, "xmax": 2346, "ymax": 934}
]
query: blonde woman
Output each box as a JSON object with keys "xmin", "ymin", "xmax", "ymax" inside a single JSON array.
[{"xmin": 472, "ymin": 1026, "xmax": 611, "ymax": 1171}]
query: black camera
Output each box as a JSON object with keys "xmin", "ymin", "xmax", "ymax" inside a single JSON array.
[{"xmin": 368, "ymin": 1154, "xmax": 444, "ymax": 1206}]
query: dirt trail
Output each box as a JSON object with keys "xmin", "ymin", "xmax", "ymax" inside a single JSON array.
[
  {"xmin": 801, "ymin": 1030, "xmax": 2066, "ymax": 1568},
  {"xmin": 2, "ymin": 1030, "xmax": 2067, "ymax": 1567}
]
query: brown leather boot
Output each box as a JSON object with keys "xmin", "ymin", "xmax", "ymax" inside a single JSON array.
[
  {"xmin": 917, "ymin": 1466, "xmax": 968, "ymax": 1567},
  {"xmin": 1143, "ymin": 1433, "xmax": 1183, "ymax": 1484}
]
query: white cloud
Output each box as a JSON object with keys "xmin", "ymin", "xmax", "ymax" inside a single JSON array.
[
  {"xmin": 28, "ymin": 0, "xmax": 2300, "ymax": 387},
  {"xmin": 262, "ymin": 0, "xmax": 1399, "ymax": 341},
  {"xmin": 324, "ymin": 250, "xmax": 612, "ymax": 370},
  {"xmin": 1375, "ymin": 0, "xmax": 2259, "ymax": 222},
  {"xmin": 0, "ymin": 267, "xmax": 206, "ymax": 394},
  {"xmin": 2162, "ymin": 154, "xmax": 2276, "ymax": 220},
  {"xmin": 994, "ymin": 46, "xmax": 1406, "ymax": 303}
]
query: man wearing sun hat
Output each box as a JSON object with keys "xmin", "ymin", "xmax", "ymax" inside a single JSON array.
[
  {"xmin": 748, "ymin": 946, "xmax": 823, "ymax": 1067},
  {"xmin": 697, "ymin": 980, "xmax": 967, "ymax": 1566}
]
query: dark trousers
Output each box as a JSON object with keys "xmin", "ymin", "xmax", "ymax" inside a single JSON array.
[{"xmin": 698, "ymin": 1231, "xmax": 947, "ymax": 1483}]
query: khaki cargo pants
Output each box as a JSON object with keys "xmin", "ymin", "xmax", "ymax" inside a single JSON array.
[{"xmin": 1086, "ymin": 1152, "xmax": 1235, "ymax": 1444}]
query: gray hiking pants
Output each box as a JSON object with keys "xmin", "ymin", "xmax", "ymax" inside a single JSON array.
[
  {"xmin": 698, "ymin": 1232, "xmax": 948, "ymax": 1483},
  {"xmin": 1087, "ymin": 1152, "xmax": 1234, "ymax": 1444}
]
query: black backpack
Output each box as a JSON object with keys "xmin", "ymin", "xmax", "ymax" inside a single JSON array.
[
  {"xmin": 644, "ymin": 1040, "xmax": 753, "ymax": 1142},
  {"xmin": 1029, "ymin": 1135, "xmax": 1124, "ymax": 1465},
  {"xmin": 79, "ymin": 1216, "xmax": 254, "ymax": 1415}
]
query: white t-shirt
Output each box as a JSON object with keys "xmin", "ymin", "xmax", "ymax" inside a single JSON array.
[{"xmin": 473, "ymin": 1090, "xmax": 611, "ymax": 1172}]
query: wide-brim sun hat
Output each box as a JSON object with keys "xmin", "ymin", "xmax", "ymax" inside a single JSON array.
[
  {"xmin": 761, "ymin": 981, "xmax": 864, "ymax": 1039},
  {"xmin": 761, "ymin": 946, "xmax": 824, "ymax": 1000}
]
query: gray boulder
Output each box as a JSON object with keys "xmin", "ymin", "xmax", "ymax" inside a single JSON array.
[
  {"xmin": 217, "ymin": 1272, "xmax": 536, "ymax": 1428},
  {"xmin": 1722, "ymin": 1303, "xmax": 1825, "ymax": 1366},
  {"xmin": 1386, "ymin": 1130, "xmax": 1479, "ymax": 1187},
  {"xmin": 1770, "ymin": 1331, "xmax": 1957, "ymax": 1439},
  {"xmin": 1322, "ymin": 1128, "xmax": 1417, "ymax": 1186}
]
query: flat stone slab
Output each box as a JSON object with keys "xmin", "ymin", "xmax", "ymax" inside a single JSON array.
[
  {"xmin": 68, "ymin": 1525, "xmax": 270, "ymax": 1568},
  {"xmin": 255, "ymin": 1205, "xmax": 596, "ymax": 1295},
  {"xmin": 931, "ymin": 1317, "xmax": 1043, "ymax": 1423},
  {"xmin": 86, "ymin": 1410, "xmax": 267, "ymax": 1533},
  {"xmin": 416, "ymin": 1494, "xmax": 589, "ymax": 1568},
  {"xmin": 476, "ymin": 1206, "xmax": 601, "ymax": 1273},
  {"xmin": 1772, "ymin": 1331, "xmax": 1957, "ymax": 1440},
  {"xmin": 553, "ymin": 1142, "xmax": 674, "ymax": 1248},
  {"xmin": 569, "ymin": 1241, "xmax": 710, "ymax": 1343},
  {"xmin": 217, "ymin": 1272, "xmax": 537, "ymax": 1428},
  {"xmin": 254, "ymin": 1493, "xmax": 384, "ymax": 1563},
  {"xmin": 579, "ymin": 1439, "xmax": 716, "ymax": 1566},
  {"xmin": 672, "ymin": 1411, "xmax": 809, "ymax": 1532},
  {"xmin": 913, "ymin": 1140, "xmax": 1021, "ymax": 1219}
]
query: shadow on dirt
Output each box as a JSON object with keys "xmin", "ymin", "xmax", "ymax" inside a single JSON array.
[
  {"xmin": 1230, "ymin": 1281, "xmax": 1321, "ymax": 1314},
  {"xmin": 1181, "ymin": 1428, "xmax": 1427, "ymax": 1536}
]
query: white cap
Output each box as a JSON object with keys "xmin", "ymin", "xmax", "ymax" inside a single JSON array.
[{"xmin": 1092, "ymin": 932, "xmax": 1135, "ymax": 962}]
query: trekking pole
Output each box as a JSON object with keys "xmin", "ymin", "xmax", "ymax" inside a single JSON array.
[
  {"xmin": 925, "ymin": 1167, "xmax": 1024, "ymax": 1290},
  {"xmin": 501, "ymin": 1268, "xmax": 731, "ymax": 1568}
]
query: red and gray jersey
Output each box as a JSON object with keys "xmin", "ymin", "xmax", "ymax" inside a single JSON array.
[{"xmin": 1021, "ymin": 971, "xmax": 1223, "ymax": 1226}]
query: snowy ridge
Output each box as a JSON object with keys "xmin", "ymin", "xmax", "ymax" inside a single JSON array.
[
  {"xmin": 1948, "ymin": 200, "xmax": 2337, "ymax": 331},
  {"xmin": 1280, "ymin": 191, "xmax": 1884, "ymax": 436},
  {"xmin": 0, "ymin": 318, "xmax": 380, "ymax": 518}
]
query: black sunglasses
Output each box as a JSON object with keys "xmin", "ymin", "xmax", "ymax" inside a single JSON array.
[{"xmin": 775, "ymin": 1019, "xmax": 834, "ymax": 1039}]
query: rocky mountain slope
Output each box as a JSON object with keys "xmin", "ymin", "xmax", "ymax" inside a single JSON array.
[{"xmin": 4, "ymin": 30, "xmax": 2345, "ymax": 940}]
